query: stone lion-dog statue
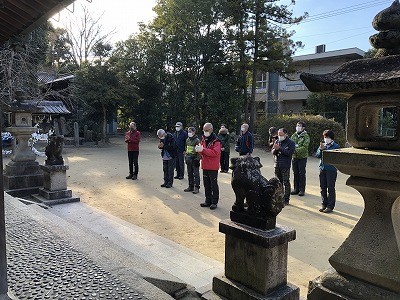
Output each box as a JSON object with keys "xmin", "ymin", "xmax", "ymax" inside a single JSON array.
[{"xmin": 230, "ymin": 156, "xmax": 284, "ymax": 228}]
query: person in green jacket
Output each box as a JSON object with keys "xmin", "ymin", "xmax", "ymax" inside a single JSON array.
[
  {"xmin": 290, "ymin": 121, "xmax": 310, "ymax": 196},
  {"xmin": 184, "ymin": 127, "xmax": 201, "ymax": 194},
  {"xmin": 218, "ymin": 124, "xmax": 230, "ymax": 173}
]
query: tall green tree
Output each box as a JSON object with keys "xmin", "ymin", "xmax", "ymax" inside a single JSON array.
[
  {"xmin": 223, "ymin": 0, "xmax": 307, "ymax": 131},
  {"xmin": 305, "ymin": 93, "xmax": 347, "ymax": 125},
  {"xmin": 151, "ymin": 0, "xmax": 226, "ymax": 127}
]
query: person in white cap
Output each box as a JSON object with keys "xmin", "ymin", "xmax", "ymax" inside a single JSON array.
[{"xmin": 173, "ymin": 121, "xmax": 188, "ymax": 180}]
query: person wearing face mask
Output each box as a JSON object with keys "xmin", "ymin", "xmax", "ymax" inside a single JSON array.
[
  {"xmin": 218, "ymin": 124, "xmax": 230, "ymax": 173},
  {"xmin": 315, "ymin": 130, "xmax": 340, "ymax": 213},
  {"xmin": 272, "ymin": 128, "xmax": 296, "ymax": 206},
  {"xmin": 235, "ymin": 123, "xmax": 254, "ymax": 156},
  {"xmin": 196, "ymin": 123, "xmax": 221, "ymax": 210},
  {"xmin": 184, "ymin": 127, "xmax": 201, "ymax": 194},
  {"xmin": 125, "ymin": 122, "xmax": 141, "ymax": 180},
  {"xmin": 173, "ymin": 122, "xmax": 188, "ymax": 180},
  {"xmin": 290, "ymin": 121, "xmax": 310, "ymax": 196},
  {"xmin": 157, "ymin": 129, "xmax": 177, "ymax": 188}
]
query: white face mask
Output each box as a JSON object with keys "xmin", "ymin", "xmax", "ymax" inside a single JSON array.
[
  {"xmin": 296, "ymin": 126, "xmax": 302, "ymax": 133},
  {"xmin": 278, "ymin": 136, "xmax": 285, "ymax": 141},
  {"xmin": 203, "ymin": 131, "xmax": 211, "ymax": 137},
  {"xmin": 188, "ymin": 132, "xmax": 194, "ymax": 138},
  {"xmin": 324, "ymin": 138, "xmax": 332, "ymax": 144},
  {"xmin": 241, "ymin": 127, "xmax": 246, "ymax": 132},
  {"xmin": 176, "ymin": 127, "xmax": 181, "ymax": 131}
]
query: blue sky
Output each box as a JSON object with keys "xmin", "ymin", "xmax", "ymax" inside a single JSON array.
[
  {"xmin": 288, "ymin": 0, "xmax": 393, "ymax": 55},
  {"xmin": 57, "ymin": 0, "xmax": 394, "ymax": 55}
]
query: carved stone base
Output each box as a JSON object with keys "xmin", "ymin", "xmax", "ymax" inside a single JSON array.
[
  {"xmin": 307, "ymin": 269, "xmax": 400, "ymax": 300},
  {"xmin": 230, "ymin": 211, "xmax": 276, "ymax": 230},
  {"xmin": 209, "ymin": 275, "xmax": 299, "ymax": 300},
  {"xmin": 4, "ymin": 161, "xmax": 43, "ymax": 197}
]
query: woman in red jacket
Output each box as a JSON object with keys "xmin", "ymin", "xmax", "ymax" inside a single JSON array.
[
  {"xmin": 125, "ymin": 122, "xmax": 141, "ymax": 180},
  {"xmin": 196, "ymin": 123, "xmax": 221, "ymax": 210}
]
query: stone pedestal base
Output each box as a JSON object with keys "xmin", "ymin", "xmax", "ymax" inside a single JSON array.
[
  {"xmin": 307, "ymin": 269, "xmax": 400, "ymax": 300},
  {"xmin": 209, "ymin": 275, "xmax": 299, "ymax": 300},
  {"xmin": 4, "ymin": 161, "xmax": 43, "ymax": 197},
  {"xmin": 32, "ymin": 188, "xmax": 80, "ymax": 206},
  {"xmin": 210, "ymin": 220, "xmax": 298, "ymax": 300},
  {"xmin": 31, "ymin": 165, "xmax": 80, "ymax": 205}
]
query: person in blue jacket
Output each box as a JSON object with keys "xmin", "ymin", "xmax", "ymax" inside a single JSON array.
[
  {"xmin": 173, "ymin": 122, "xmax": 188, "ymax": 180},
  {"xmin": 315, "ymin": 129, "xmax": 340, "ymax": 213},
  {"xmin": 271, "ymin": 128, "xmax": 296, "ymax": 205}
]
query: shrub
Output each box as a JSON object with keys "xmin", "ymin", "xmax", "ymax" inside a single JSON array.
[{"xmin": 257, "ymin": 114, "xmax": 346, "ymax": 155}]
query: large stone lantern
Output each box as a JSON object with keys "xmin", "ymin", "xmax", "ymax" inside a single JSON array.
[
  {"xmin": 3, "ymin": 96, "xmax": 43, "ymax": 196},
  {"xmin": 300, "ymin": 1, "xmax": 400, "ymax": 298}
]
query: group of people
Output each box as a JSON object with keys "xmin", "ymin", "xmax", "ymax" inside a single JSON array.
[
  {"xmin": 269, "ymin": 122, "xmax": 340, "ymax": 213},
  {"xmin": 125, "ymin": 120, "xmax": 340, "ymax": 213}
]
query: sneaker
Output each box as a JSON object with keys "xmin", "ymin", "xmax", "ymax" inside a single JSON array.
[
  {"xmin": 174, "ymin": 176, "xmax": 179, "ymax": 179},
  {"xmin": 210, "ymin": 204, "xmax": 217, "ymax": 210},
  {"xmin": 192, "ymin": 187, "xmax": 199, "ymax": 194},
  {"xmin": 200, "ymin": 202, "xmax": 211, "ymax": 207},
  {"xmin": 290, "ymin": 190, "xmax": 299, "ymax": 195},
  {"xmin": 165, "ymin": 184, "xmax": 172, "ymax": 188},
  {"xmin": 178, "ymin": 177, "xmax": 184, "ymax": 180},
  {"xmin": 184, "ymin": 187, "xmax": 194, "ymax": 192},
  {"xmin": 161, "ymin": 183, "xmax": 167, "ymax": 187},
  {"xmin": 132, "ymin": 174, "xmax": 137, "ymax": 180},
  {"xmin": 298, "ymin": 191, "xmax": 304, "ymax": 196},
  {"xmin": 126, "ymin": 174, "xmax": 133, "ymax": 179},
  {"xmin": 323, "ymin": 207, "xmax": 333, "ymax": 213},
  {"xmin": 319, "ymin": 206, "xmax": 327, "ymax": 212}
]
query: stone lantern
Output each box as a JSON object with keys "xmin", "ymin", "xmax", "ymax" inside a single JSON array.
[
  {"xmin": 300, "ymin": 1, "xmax": 400, "ymax": 298},
  {"xmin": 3, "ymin": 94, "xmax": 43, "ymax": 196}
]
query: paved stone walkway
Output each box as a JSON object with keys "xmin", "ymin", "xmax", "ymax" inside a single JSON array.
[{"xmin": 4, "ymin": 192, "xmax": 223, "ymax": 299}]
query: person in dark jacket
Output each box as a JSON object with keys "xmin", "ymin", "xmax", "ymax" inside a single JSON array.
[
  {"xmin": 125, "ymin": 122, "xmax": 141, "ymax": 180},
  {"xmin": 157, "ymin": 129, "xmax": 177, "ymax": 188},
  {"xmin": 272, "ymin": 128, "xmax": 296, "ymax": 205},
  {"xmin": 235, "ymin": 123, "xmax": 254, "ymax": 156},
  {"xmin": 315, "ymin": 129, "xmax": 340, "ymax": 213},
  {"xmin": 173, "ymin": 122, "xmax": 188, "ymax": 180},
  {"xmin": 184, "ymin": 127, "xmax": 201, "ymax": 194},
  {"xmin": 218, "ymin": 124, "xmax": 230, "ymax": 173},
  {"xmin": 196, "ymin": 123, "xmax": 221, "ymax": 210}
]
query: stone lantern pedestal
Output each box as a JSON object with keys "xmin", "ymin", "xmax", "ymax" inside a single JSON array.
[
  {"xmin": 4, "ymin": 120, "xmax": 43, "ymax": 197},
  {"xmin": 307, "ymin": 149, "xmax": 400, "ymax": 299},
  {"xmin": 300, "ymin": 2, "xmax": 400, "ymax": 298},
  {"xmin": 32, "ymin": 165, "xmax": 79, "ymax": 205}
]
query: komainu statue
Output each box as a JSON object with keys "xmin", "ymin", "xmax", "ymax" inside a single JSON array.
[
  {"xmin": 230, "ymin": 156, "xmax": 284, "ymax": 230},
  {"xmin": 45, "ymin": 134, "xmax": 64, "ymax": 165}
]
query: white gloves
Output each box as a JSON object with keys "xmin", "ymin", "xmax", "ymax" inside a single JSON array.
[{"xmin": 195, "ymin": 144, "xmax": 204, "ymax": 152}]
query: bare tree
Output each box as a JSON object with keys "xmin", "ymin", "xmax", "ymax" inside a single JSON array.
[{"xmin": 62, "ymin": 5, "xmax": 115, "ymax": 69}]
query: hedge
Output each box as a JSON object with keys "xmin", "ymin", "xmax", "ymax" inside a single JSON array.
[{"xmin": 257, "ymin": 115, "xmax": 346, "ymax": 156}]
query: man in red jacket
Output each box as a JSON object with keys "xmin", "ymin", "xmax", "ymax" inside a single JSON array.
[
  {"xmin": 125, "ymin": 122, "xmax": 141, "ymax": 180},
  {"xmin": 196, "ymin": 123, "xmax": 221, "ymax": 210}
]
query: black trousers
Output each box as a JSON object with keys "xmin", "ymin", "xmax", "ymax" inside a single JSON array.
[
  {"xmin": 320, "ymin": 169, "xmax": 337, "ymax": 209},
  {"xmin": 292, "ymin": 158, "xmax": 307, "ymax": 193},
  {"xmin": 220, "ymin": 151, "xmax": 230, "ymax": 172},
  {"xmin": 175, "ymin": 152, "xmax": 185, "ymax": 178},
  {"xmin": 203, "ymin": 170, "xmax": 219, "ymax": 205},
  {"xmin": 128, "ymin": 151, "xmax": 139, "ymax": 175},
  {"xmin": 163, "ymin": 158, "xmax": 176, "ymax": 186}
]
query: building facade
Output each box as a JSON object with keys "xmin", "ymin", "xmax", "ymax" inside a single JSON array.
[{"xmin": 255, "ymin": 46, "xmax": 365, "ymax": 115}]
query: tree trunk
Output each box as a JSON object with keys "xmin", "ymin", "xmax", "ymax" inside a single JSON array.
[
  {"xmin": 102, "ymin": 103, "xmax": 108, "ymax": 143},
  {"xmin": 249, "ymin": 4, "xmax": 261, "ymax": 132}
]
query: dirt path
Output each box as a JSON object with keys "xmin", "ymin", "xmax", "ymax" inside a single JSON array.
[{"xmin": 17, "ymin": 135, "xmax": 364, "ymax": 296}]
